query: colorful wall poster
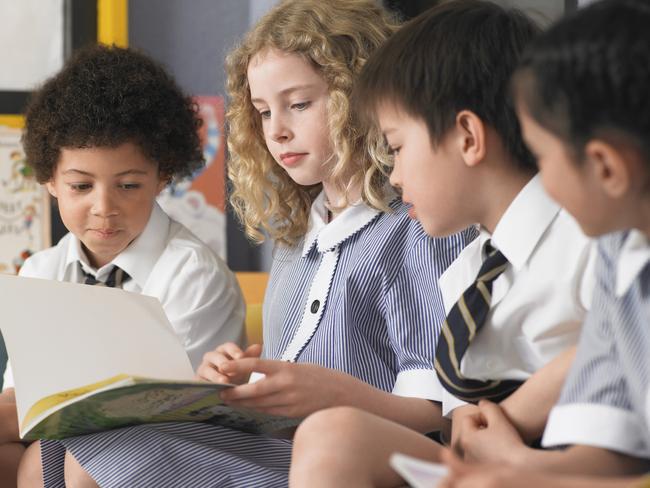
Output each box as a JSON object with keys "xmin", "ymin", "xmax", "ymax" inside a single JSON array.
[{"xmin": 0, "ymin": 127, "xmax": 51, "ymax": 275}]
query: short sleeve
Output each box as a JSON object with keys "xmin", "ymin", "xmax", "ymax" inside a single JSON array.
[
  {"xmin": 387, "ymin": 227, "xmax": 476, "ymax": 400},
  {"xmin": 542, "ymin": 240, "xmax": 650, "ymax": 457},
  {"xmin": 151, "ymin": 245, "xmax": 246, "ymax": 371}
]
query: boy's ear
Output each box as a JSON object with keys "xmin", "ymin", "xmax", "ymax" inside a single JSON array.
[
  {"xmin": 156, "ymin": 174, "xmax": 170, "ymax": 194},
  {"xmin": 584, "ymin": 140, "xmax": 631, "ymax": 199},
  {"xmin": 45, "ymin": 180, "xmax": 57, "ymax": 198},
  {"xmin": 455, "ymin": 110, "xmax": 486, "ymax": 168}
]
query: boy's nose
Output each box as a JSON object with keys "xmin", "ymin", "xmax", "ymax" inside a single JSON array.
[{"xmin": 91, "ymin": 190, "xmax": 119, "ymax": 217}]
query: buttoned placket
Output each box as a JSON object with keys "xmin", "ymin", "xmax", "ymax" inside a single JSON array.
[{"xmin": 280, "ymin": 248, "xmax": 340, "ymax": 362}]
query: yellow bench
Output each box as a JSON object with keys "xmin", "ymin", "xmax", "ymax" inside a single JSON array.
[{"xmin": 234, "ymin": 272, "xmax": 268, "ymax": 345}]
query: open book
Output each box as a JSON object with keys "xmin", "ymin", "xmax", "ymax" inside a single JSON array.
[
  {"xmin": 0, "ymin": 274, "xmax": 297, "ymax": 440},
  {"xmin": 389, "ymin": 453, "xmax": 448, "ymax": 488}
]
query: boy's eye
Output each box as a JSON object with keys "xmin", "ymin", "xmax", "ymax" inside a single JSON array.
[
  {"xmin": 69, "ymin": 183, "xmax": 92, "ymax": 192},
  {"xmin": 119, "ymin": 183, "xmax": 141, "ymax": 190},
  {"xmin": 292, "ymin": 102, "xmax": 310, "ymax": 111}
]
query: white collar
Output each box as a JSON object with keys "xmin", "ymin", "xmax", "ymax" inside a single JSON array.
[
  {"xmin": 490, "ymin": 174, "xmax": 560, "ymax": 270},
  {"xmin": 301, "ymin": 191, "xmax": 382, "ymax": 257},
  {"xmin": 64, "ymin": 203, "xmax": 171, "ymax": 287},
  {"xmin": 616, "ymin": 230, "xmax": 650, "ymax": 297}
]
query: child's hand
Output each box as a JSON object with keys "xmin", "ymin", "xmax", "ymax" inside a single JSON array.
[
  {"xmin": 454, "ymin": 400, "xmax": 525, "ymax": 464},
  {"xmin": 438, "ymin": 448, "xmax": 531, "ymax": 488},
  {"xmin": 218, "ymin": 359, "xmax": 355, "ymax": 418},
  {"xmin": 195, "ymin": 343, "xmax": 262, "ymax": 385},
  {"xmin": 450, "ymin": 404, "xmax": 481, "ymax": 456}
]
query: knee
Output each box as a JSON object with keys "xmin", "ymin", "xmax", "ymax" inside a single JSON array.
[
  {"xmin": 64, "ymin": 451, "xmax": 98, "ymax": 488},
  {"xmin": 17, "ymin": 441, "xmax": 43, "ymax": 488},
  {"xmin": 293, "ymin": 406, "xmax": 368, "ymax": 458}
]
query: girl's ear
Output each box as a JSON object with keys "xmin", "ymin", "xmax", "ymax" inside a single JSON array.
[
  {"xmin": 584, "ymin": 140, "xmax": 631, "ymax": 199},
  {"xmin": 456, "ymin": 110, "xmax": 486, "ymax": 168},
  {"xmin": 45, "ymin": 180, "xmax": 57, "ymax": 198}
]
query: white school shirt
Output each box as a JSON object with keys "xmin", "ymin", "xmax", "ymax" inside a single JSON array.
[
  {"xmin": 543, "ymin": 231, "xmax": 650, "ymax": 458},
  {"xmin": 3, "ymin": 203, "xmax": 245, "ymax": 388},
  {"xmin": 433, "ymin": 175, "xmax": 597, "ymax": 415}
]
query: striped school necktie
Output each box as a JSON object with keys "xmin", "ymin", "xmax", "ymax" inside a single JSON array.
[
  {"xmin": 79, "ymin": 262, "xmax": 130, "ymax": 288},
  {"xmin": 434, "ymin": 240, "xmax": 522, "ymax": 403}
]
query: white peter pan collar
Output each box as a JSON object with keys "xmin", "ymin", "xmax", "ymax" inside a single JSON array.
[
  {"xmin": 301, "ymin": 191, "xmax": 382, "ymax": 257},
  {"xmin": 491, "ymin": 174, "xmax": 560, "ymax": 270},
  {"xmin": 615, "ymin": 230, "xmax": 650, "ymax": 297},
  {"xmin": 63, "ymin": 203, "xmax": 171, "ymax": 288}
]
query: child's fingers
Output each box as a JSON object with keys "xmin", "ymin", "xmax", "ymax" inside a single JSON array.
[
  {"xmin": 195, "ymin": 365, "xmax": 232, "ymax": 384},
  {"xmin": 215, "ymin": 342, "xmax": 245, "ymax": 360},
  {"xmin": 477, "ymin": 400, "xmax": 506, "ymax": 425},
  {"xmin": 244, "ymin": 343, "xmax": 263, "ymax": 358},
  {"xmin": 220, "ymin": 357, "xmax": 283, "ymax": 376}
]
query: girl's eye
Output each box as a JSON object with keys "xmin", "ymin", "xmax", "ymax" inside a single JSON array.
[
  {"xmin": 259, "ymin": 110, "xmax": 271, "ymax": 119},
  {"xmin": 387, "ymin": 146, "xmax": 401, "ymax": 156},
  {"xmin": 120, "ymin": 183, "xmax": 141, "ymax": 190},
  {"xmin": 292, "ymin": 102, "xmax": 310, "ymax": 111},
  {"xmin": 70, "ymin": 183, "xmax": 92, "ymax": 192}
]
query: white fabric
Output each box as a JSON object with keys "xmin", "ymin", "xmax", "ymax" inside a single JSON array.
[
  {"xmin": 434, "ymin": 176, "xmax": 596, "ymax": 415},
  {"xmin": 4, "ymin": 204, "xmax": 244, "ymax": 388},
  {"xmin": 542, "ymin": 231, "xmax": 650, "ymax": 456},
  {"xmin": 543, "ymin": 403, "xmax": 649, "ymax": 458},
  {"xmin": 616, "ymin": 230, "xmax": 650, "ymax": 297}
]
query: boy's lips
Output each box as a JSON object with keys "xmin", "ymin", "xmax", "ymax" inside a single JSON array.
[
  {"xmin": 279, "ymin": 152, "xmax": 307, "ymax": 167},
  {"xmin": 90, "ymin": 228, "xmax": 120, "ymax": 238}
]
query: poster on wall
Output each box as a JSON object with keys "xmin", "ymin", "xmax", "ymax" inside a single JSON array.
[
  {"xmin": 0, "ymin": 0, "xmax": 64, "ymax": 91},
  {"xmin": 157, "ymin": 96, "xmax": 227, "ymax": 260},
  {"xmin": 0, "ymin": 127, "xmax": 51, "ymax": 275}
]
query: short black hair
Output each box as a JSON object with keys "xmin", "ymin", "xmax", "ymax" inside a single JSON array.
[
  {"xmin": 514, "ymin": 0, "xmax": 650, "ymax": 163},
  {"xmin": 357, "ymin": 0, "xmax": 539, "ymax": 172},
  {"xmin": 23, "ymin": 44, "xmax": 204, "ymax": 183}
]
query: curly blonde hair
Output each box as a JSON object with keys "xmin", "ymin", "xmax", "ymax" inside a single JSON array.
[{"xmin": 226, "ymin": 0, "xmax": 397, "ymax": 246}]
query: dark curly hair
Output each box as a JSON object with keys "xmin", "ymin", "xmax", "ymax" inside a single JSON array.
[
  {"xmin": 514, "ymin": 0, "xmax": 650, "ymax": 163},
  {"xmin": 22, "ymin": 44, "xmax": 204, "ymax": 183}
]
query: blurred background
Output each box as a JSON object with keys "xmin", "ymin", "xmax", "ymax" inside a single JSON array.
[{"xmin": 0, "ymin": 0, "xmax": 590, "ymax": 274}]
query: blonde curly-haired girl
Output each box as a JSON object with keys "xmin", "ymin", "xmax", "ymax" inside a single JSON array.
[{"xmin": 40, "ymin": 2, "xmax": 474, "ymax": 486}]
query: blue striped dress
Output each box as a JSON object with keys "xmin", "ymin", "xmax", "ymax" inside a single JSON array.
[
  {"xmin": 542, "ymin": 230, "xmax": 650, "ymax": 458},
  {"xmin": 41, "ymin": 195, "xmax": 475, "ymax": 487}
]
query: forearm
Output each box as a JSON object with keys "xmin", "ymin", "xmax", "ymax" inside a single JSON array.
[
  {"xmin": 500, "ymin": 346, "xmax": 576, "ymax": 443},
  {"xmin": 512, "ymin": 444, "xmax": 650, "ymax": 477},
  {"xmin": 343, "ymin": 379, "xmax": 442, "ymax": 433},
  {"xmin": 0, "ymin": 403, "xmax": 20, "ymax": 443}
]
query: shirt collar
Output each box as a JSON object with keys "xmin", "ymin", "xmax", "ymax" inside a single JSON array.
[
  {"xmin": 615, "ymin": 230, "xmax": 650, "ymax": 297},
  {"xmin": 301, "ymin": 190, "xmax": 382, "ymax": 257},
  {"xmin": 490, "ymin": 174, "xmax": 560, "ymax": 270},
  {"xmin": 63, "ymin": 203, "xmax": 171, "ymax": 287}
]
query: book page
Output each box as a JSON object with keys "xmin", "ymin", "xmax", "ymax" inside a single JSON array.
[
  {"xmin": 389, "ymin": 453, "xmax": 448, "ymax": 488},
  {"xmin": 0, "ymin": 274, "xmax": 195, "ymax": 428}
]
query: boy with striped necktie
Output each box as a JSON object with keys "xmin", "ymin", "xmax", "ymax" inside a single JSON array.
[
  {"xmin": 441, "ymin": 0, "xmax": 650, "ymax": 486},
  {"xmin": 289, "ymin": 2, "xmax": 596, "ymax": 486}
]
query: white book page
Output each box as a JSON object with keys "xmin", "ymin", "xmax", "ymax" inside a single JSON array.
[
  {"xmin": 0, "ymin": 275, "xmax": 194, "ymax": 426},
  {"xmin": 389, "ymin": 453, "xmax": 448, "ymax": 488}
]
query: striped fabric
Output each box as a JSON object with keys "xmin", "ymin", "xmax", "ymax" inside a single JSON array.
[
  {"xmin": 41, "ymin": 200, "xmax": 476, "ymax": 488},
  {"xmin": 435, "ymin": 240, "xmax": 523, "ymax": 402},
  {"xmin": 542, "ymin": 231, "xmax": 650, "ymax": 458}
]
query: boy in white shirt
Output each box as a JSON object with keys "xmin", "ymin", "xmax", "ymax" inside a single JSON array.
[
  {"xmin": 288, "ymin": 2, "xmax": 595, "ymax": 486},
  {"xmin": 0, "ymin": 44, "xmax": 245, "ymax": 487}
]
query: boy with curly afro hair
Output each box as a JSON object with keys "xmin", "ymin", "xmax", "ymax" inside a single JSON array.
[{"xmin": 0, "ymin": 44, "xmax": 245, "ymax": 487}]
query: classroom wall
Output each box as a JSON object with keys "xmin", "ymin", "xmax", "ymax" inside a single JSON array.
[{"xmin": 129, "ymin": 0, "xmax": 279, "ymax": 272}]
